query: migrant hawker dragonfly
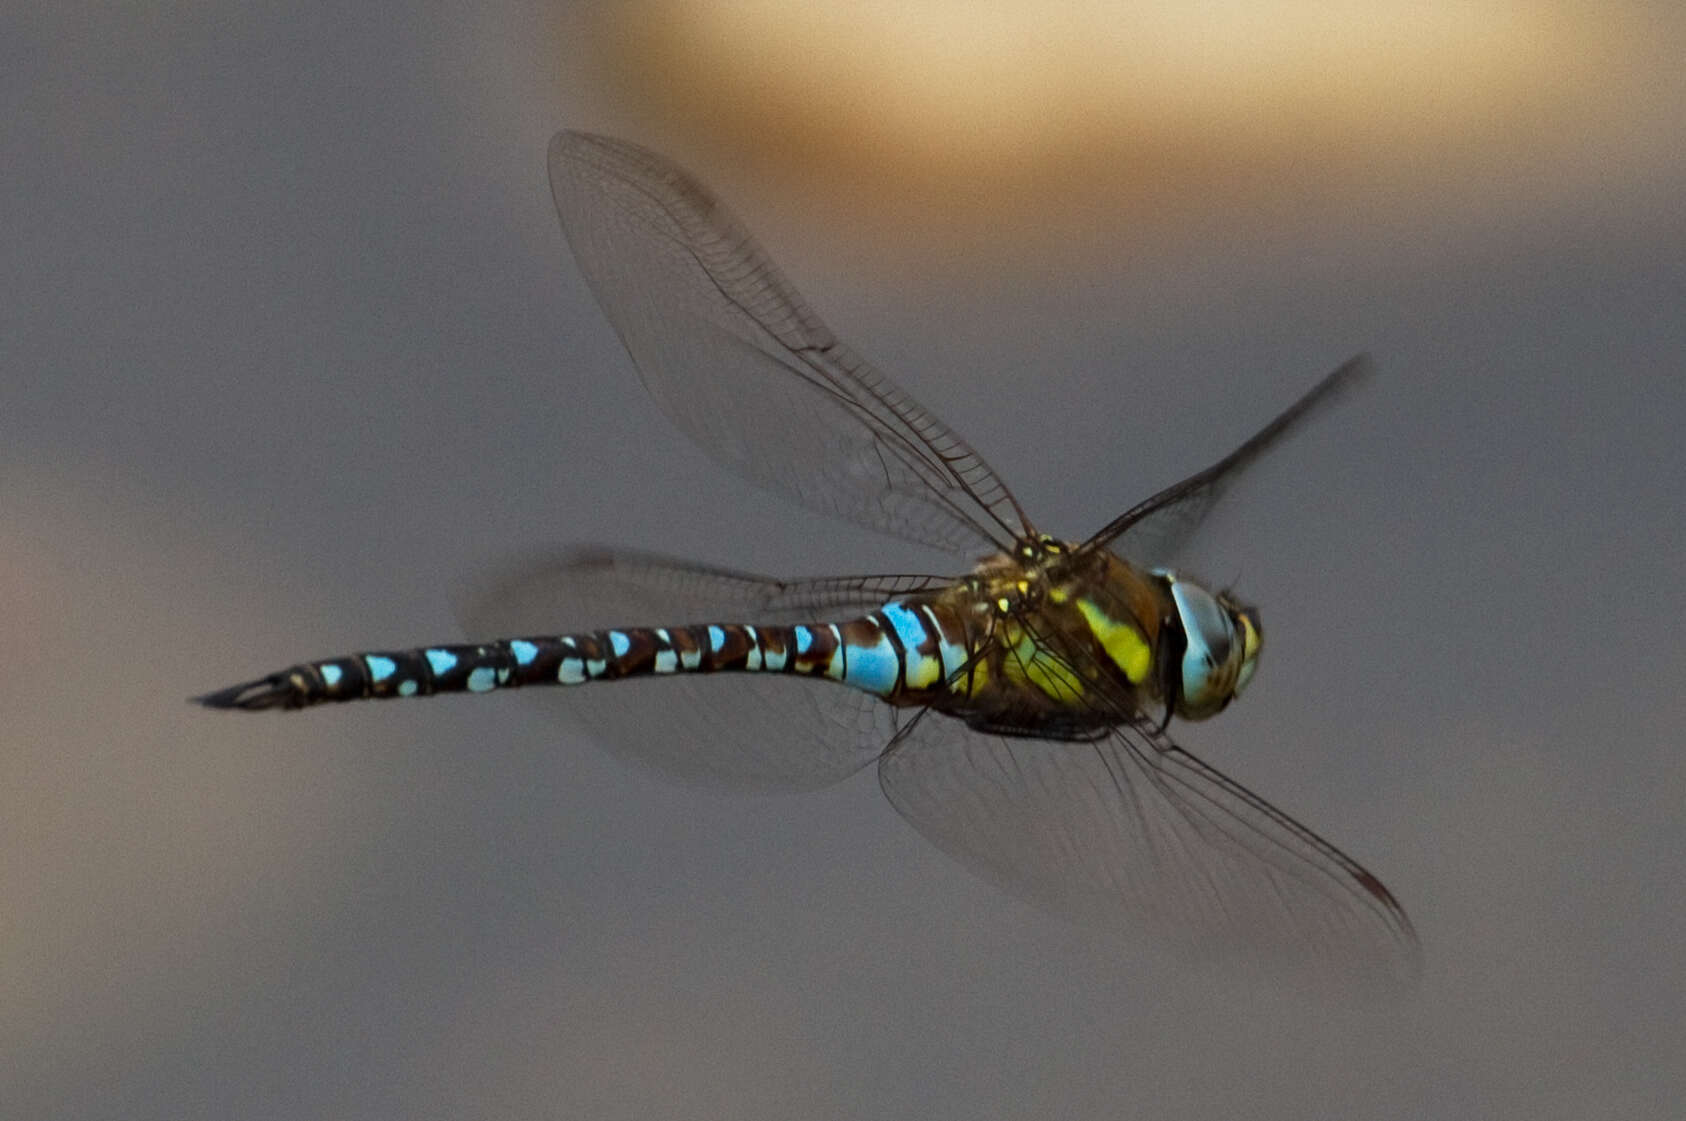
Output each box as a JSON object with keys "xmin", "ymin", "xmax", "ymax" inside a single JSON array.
[{"xmin": 201, "ymin": 131, "xmax": 1417, "ymax": 981}]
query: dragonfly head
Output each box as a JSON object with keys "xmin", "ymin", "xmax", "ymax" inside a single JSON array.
[{"xmin": 1155, "ymin": 570, "xmax": 1262, "ymax": 721}]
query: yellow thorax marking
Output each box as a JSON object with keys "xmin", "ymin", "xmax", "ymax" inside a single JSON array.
[
  {"xmin": 1076, "ymin": 597, "xmax": 1152, "ymax": 684},
  {"xmin": 1000, "ymin": 619, "xmax": 1087, "ymax": 700}
]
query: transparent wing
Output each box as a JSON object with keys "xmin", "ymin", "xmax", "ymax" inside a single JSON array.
[
  {"xmin": 879, "ymin": 716, "xmax": 1418, "ymax": 985},
  {"xmin": 1081, "ymin": 354, "xmax": 1372, "ymax": 567},
  {"xmin": 549, "ymin": 131, "xmax": 1030, "ymax": 557},
  {"xmin": 458, "ymin": 547, "xmax": 949, "ymax": 627},
  {"xmin": 457, "ymin": 547, "xmax": 946, "ymax": 791}
]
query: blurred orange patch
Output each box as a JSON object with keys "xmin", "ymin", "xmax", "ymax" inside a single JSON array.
[{"xmin": 586, "ymin": 1, "xmax": 1643, "ymax": 229}]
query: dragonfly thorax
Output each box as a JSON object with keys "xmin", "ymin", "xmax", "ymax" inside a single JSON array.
[{"xmin": 968, "ymin": 535, "xmax": 1072, "ymax": 617}]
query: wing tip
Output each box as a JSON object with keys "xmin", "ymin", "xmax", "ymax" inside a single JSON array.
[
  {"xmin": 1323, "ymin": 351, "xmax": 1377, "ymax": 398},
  {"xmin": 548, "ymin": 128, "xmax": 598, "ymax": 162},
  {"xmin": 548, "ymin": 129, "xmax": 657, "ymax": 181}
]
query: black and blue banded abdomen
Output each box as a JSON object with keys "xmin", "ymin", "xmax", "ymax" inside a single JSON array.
[{"xmin": 196, "ymin": 599, "xmax": 977, "ymax": 711}]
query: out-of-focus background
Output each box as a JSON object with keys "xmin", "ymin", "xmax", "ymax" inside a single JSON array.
[{"xmin": 5, "ymin": 2, "xmax": 1683, "ymax": 1118}]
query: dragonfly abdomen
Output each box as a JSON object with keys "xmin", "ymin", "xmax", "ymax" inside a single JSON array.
[{"xmin": 196, "ymin": 601, "xmax": 974, "ymax": 711}]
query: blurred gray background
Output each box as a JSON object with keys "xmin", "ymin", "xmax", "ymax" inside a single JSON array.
[{"xmin": 4, "ymin": 2, "xmax": 1683, "ymax": 1118}]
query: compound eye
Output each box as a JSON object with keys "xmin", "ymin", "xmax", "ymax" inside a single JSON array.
[{"xmin": 1165, "ymin": 577, "xmax": 1239, "ymax": 720}]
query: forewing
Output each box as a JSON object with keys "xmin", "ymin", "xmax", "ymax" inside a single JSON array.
[
  {"xmin": 458, "ymin": 548, "xmax": 945, "ymax": 791},
  {"xmin": 1083, "ymin": 354, "xmax": 1372, "ymax": 567},
  {"xmin": 878, "ymin": 708, "xmax": 1419, "ymax": 987},
  {"xmin": 548, "ymin": 131, "xmax": 1029, "ymax": 557}
]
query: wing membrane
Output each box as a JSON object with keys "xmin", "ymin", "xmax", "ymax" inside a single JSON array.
[
  {"xmin": 878, "ymin": 715, "xmax": 1418, "ymax": 985},
  {"xmin": 457, "ymin": 548, "xmax": 943, "ymax": 790},
  {"xmin": 1082, "ymin": 354, "xmax": 1372, "ymax": 566},
  {"xmin": 878, "ymin": 605, "xmax": 1418, "ymax": 985},
  {"xmin": 548, "ymin": 131, "xmax": 1029, "ymax": 556}
]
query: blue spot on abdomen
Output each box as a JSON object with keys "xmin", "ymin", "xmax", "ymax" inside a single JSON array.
[
  {"xmin": 843, "ymin": 635, "xmax": 899, "ymax": 696},
  {"xmin": 881, "ymin": 602, "xmax": 929, "ymax": 650}
]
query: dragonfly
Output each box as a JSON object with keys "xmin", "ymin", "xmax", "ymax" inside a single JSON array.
[{"xmin": 200, "ymin": 131, "xmax": 1417, "ymax": 982}]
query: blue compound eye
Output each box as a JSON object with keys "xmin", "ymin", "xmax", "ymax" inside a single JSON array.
[{"xmin": 1161, "ymin": 573, "xmax": 1245, "ymax": 720}]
